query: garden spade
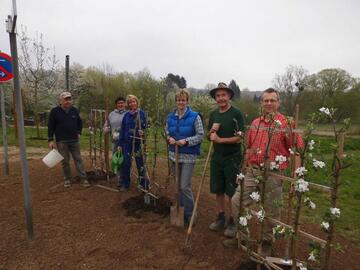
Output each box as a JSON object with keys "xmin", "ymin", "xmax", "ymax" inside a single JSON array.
[{"xmin": 170, "ymin": 144, "xmax": 184, "ymax": 227}]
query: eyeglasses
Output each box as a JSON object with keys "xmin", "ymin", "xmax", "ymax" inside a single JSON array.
[{"xmin": 262, "ymin": 99, "xmax": 278, "ymax": 103}]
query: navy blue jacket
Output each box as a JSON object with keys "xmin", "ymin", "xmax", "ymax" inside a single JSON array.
[
  {"xmin": 167, "ymin": 107, "xmax": 200, "ymax": 155},
  {"xmin": 48, "ymin": 106, "xmax": 82, "ymax": 142},
  {"xmin": 118, "ymin": 110, "xmax": 147, "ymax": 147}
]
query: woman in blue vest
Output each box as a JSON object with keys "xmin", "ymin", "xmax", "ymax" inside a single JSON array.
[
  {"xmin": 118, "ymin": 95, "xmax": 149, "ymax": 191},
  {"xmin": 166, "ymin": 89, "xmax": 204, "ymax": 223}
]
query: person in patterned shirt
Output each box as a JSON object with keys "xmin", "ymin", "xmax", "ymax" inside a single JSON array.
[{"xmin": 223, "ymin": 88, "xmax": 303, "ymax": 256}]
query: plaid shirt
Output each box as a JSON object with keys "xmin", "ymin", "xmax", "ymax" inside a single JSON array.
[
  {"xmin": 166, "ymin": 109, "xmax": 204, "ymax": 164},
  {"xmin": 246, "ymin": 112, "xmax": 303, "ymax": 170}
]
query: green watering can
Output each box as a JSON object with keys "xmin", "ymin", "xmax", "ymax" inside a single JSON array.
[{"xmin": 111, "ymin": 151, "xmax": 124, "ymax": 174}]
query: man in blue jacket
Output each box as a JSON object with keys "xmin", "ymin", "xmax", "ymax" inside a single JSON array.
[{"xmin": 48, "ymin": 91, "xmax": 89, "ymax": 188}]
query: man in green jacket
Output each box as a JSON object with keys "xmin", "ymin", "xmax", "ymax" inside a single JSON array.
[{"xmin": 208, "ymin": 82, "xmax": 245, "ymax": 238}]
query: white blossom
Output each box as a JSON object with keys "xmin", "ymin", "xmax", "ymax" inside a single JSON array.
[
  {"xmin": 319, "ymin": 107, "xmax": 331, "ymax": 116},
  {"xmin": 270, "ymin": 162, "xmax": 279, "ymax": 170},
  {"xmin": 289, "ymin": 148, "xmax": 295, "ymax": 155},
  {"xmin": 304, "ymin": 197, "xmax": 316, "ymax": 209},
  {"xmin": 308, "ymin": 251, "xmax": 316, "ymax": 262},
  {"xmin": 235, "ymin": 131, "xmax": 243, "ymax": 137},
  {"xmin": 295, "ymin": 167, "xmax": 307, "ymax": 177},
  {"xmin": 299, "ymin": 263, "xmax": 308, "ymax": 270},
  {"xmin": 321, "ymin": 221, "xmax": 330, "ymax": 231},
  {"xmin": 295, "ymin": 179, "xmax": 309, "ymax": 193},
  {"xmin": 330, "ymin": 207, "xmax": 341, "ymax": 218},
  {"xmin": 274, "ymin": 119, "xmax": 282, "ymax": 126},
  {"xmin": 246, "ymin": 213, "xmax": 252, "ymax": 220},
  {"xmin": 275, "ymin": 155, "xmax": 287, "ymax": 164},
  {"xmin": 250, "ymin": 191, "xmax": 261, "ymax": 202},
  {"xmin": 308, "ymin": 153, "xmax": 313, "ymax": 158},
  {"xmin": 236, "ymin": 173, "xmax": 245, "ymax": 181},
  {"xmin": 309, "ymin": 201, "xmax": 316, "ymax": 209},
  {"xmin": 313, "ymin": 159, "xmax": 326, "ymax": 169},
  {"xmin": 256, "ymin": 209, "xmax": 265, "ymax": 222},
  {"xmin": 239, "ymin": 216, "xmax": 248, "ymax": 227},
  {"xmin": 308, "ymin": 140, "xmax": 315, "ymax": 150}
]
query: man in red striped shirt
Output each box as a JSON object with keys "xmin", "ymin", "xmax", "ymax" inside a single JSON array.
[{"xmin": 223, "ymin": 88, "xmax": 303, "ymax": 256}]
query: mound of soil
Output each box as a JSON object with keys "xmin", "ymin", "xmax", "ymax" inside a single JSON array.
[
  {"xmin": 122, "ymin": 194, "xmax": 172, "ymax": 218},
  {"xmin": 73, "ymin": 170, "xmax": 115, "ymax": 182}
]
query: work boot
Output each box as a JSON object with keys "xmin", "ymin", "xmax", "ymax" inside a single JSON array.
[
  {"xmin": 224, "ymin": 216, "xmax": 236, "ymax": 238},
  {"xmin": 209, "ymin": 212, "xmax": 226, "ymax": 232},
  {"xmin": 82, "ymin": 179, "xmax": 91, "ymax": 188},
  {"xmin": 64, "ymin": 180, "xmax": 71, "ymax": 188}
]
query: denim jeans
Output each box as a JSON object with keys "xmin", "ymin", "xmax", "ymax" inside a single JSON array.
[
  {"xmin": 112, "ymin": 141, "xmax": 124, "ymax": 185},
  {"xmin": 56, "ymin": 141, "xmax": 87, "ymax": 181},
  {"xmin": 121, "ymin": 142, "xmax": 149, "ymax": 189},
  {"xmin": 171, "ymin": 161, "xmax": 195, "ymax": 220}
]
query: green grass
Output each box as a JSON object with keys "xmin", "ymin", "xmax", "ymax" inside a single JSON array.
[
  {"xmin": 293, "ymin": 136, "xmax": 360, "ymax": 244},
  {"xmin": 1, "ymin": 126, "xmax": 359, "ymax": 243}
]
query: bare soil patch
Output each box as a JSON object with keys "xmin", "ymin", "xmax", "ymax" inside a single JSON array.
[{"xmin": 0, "ymin": 156, "xmax": 359, "ymax": 269}]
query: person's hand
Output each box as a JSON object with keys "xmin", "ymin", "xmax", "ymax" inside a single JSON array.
[
  {"xmin": 138, "ymin": 130, "xmax": 144, "ymax": 137},
  {"xmin": 49, "ymin": 141, "xmax": 56, "ymax": 149},
  {"xmin": 209, "ymin": 132, "xmax": 221, "ymax": 143},
  {"xmin": 103, "ymin": 126, "xmax": 110, "ymax": 133},
  {"xmin": 117, "ymin": 146, "xmax": 122, "ymax": 152},
  {"xmin": 168, "ymin": 137, "xmax": 176, "ymax": 145},
  {"xmin": 176, "ymin": 139, "xmax": 187, "ymax": 146}
]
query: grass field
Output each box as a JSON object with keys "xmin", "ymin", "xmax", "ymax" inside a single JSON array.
[{"xmin": 1, "ymin": 125, "xmax": 359, "ymax": 244}]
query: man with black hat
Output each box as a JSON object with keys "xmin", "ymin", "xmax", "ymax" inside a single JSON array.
[
  {"xmin": 208, "ymin": 82, "xmax": 245, "ymax": 237},
  {"xmin": 48, "ymin": 91, "xmax": 89, "ymax": 188}
]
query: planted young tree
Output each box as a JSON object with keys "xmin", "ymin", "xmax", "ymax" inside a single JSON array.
[{"xmin": 18, "ymin": 27, "xmax": 58, "ymax": 138}]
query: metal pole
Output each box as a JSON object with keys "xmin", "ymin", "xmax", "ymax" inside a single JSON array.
[
  {"xmin": 65, "ymin": 55, "xmax": 70, "ymax": 91},
  {"xmin": 9, "ymin": 26, "xmax": 34, "ymax": 240},
  {"xmin": 1, "ymin": 85, "xmax": 10, "ymax": 175}
]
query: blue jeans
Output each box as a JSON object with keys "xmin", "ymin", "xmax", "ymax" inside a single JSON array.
[
  {"xmin": 172, "ymin": 162, "xmax": 195, "ymax": 220},
  {"xmin": 112, "ymin": 141, "xmax": 123, "ymax": 185},
  {"xmin": 56, "ymin": 141, "xmax": 87, "ymax": 181},
  {"xmin": 121, "ymin": 143, "xmax": 149, "ymax": 189}
]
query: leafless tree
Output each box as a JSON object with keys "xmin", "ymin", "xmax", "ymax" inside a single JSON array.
[
  {"xmin": 18, "ymin": 26, "xmax": 58, "ymax": 138},
  {"xmin": 273, "ymin": 65, "xmax": 307, "ymax": 116}
]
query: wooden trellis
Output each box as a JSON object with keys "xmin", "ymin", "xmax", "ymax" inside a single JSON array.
[
  {"xmin": 89, "ymin": 109, "xmax": 110, "ymax": 181},
  {"xmin": 236, "ymin": 122, "xmax": 345, "ymax": 270}
]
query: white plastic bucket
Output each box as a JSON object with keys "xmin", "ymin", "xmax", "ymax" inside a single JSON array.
[{"xmin": 42, "ymin": 149, "xmax": 64, "ymax": 168}]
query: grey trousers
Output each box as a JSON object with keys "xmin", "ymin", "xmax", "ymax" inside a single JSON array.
[
  {"xmin": 171, "ymin": 162, "xmax": 195, "ymax": 220},
  {"xmin": 231, "ymin": 170, "xmax": 282, "ymax": 241},
  {"xmin": 57, "ymin": 141, "xmax": 87, "ymax": 181}
]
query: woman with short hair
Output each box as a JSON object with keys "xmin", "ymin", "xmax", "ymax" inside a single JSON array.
[{"xmin": 166, "ymin": 89, "xmax": 204, "ymax": 224}]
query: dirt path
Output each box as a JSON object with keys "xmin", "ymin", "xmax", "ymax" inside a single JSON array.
[{"xmin": 0, "ymin": 158, "xmax": 359, "ymax": 270}]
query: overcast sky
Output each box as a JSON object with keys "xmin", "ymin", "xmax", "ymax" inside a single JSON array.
[{"xmin": 1, "ymin": 0, "xmax": 359, "ymax": 90}]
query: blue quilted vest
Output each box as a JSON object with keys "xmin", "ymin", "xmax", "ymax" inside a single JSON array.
[{"xmin": 167, "ymin": 107, "xmax": 200, "ymax": 155}]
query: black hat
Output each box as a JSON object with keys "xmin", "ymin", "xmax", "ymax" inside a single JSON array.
[{"xmin": 209, "ymin": 82, "xmax": 234, "ymax": 99}]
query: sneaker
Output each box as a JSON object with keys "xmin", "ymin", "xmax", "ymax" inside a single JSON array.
[
  {"xmin": 64, "ymin": 180, "xmax": 71, "ymax": 188},
  {"xmin": 82, "ymin": 180, "xmax": 91, "ymax": 188},
  {"xmin": 209, "ymin": 213, "xmax": 226, "ymax": 232},
  {"xmin": 224, "ymin": 217, "xmax": 236, "ymax": 238}
]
